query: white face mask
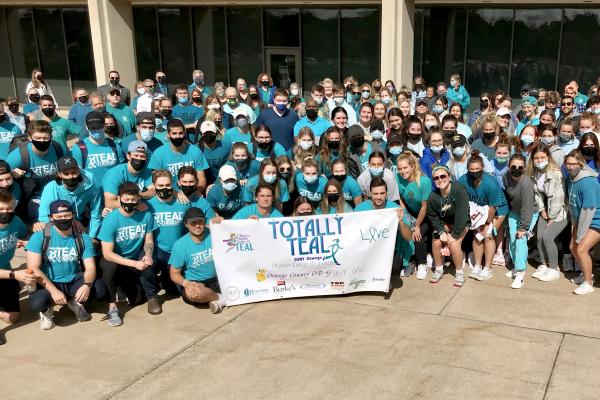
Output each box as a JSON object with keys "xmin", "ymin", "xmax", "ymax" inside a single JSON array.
[
  {"xmin": 291, "ymin": 89, "xmax": 299, "ymax": 96},
  {"xmin": 136, "ymin": 88, "xmax": 145, "ymax": 95},
  {"xmin": 207, "ymin": 104, "xmax": 220, "ymax": 110},
  {"xmin": 299, "ymin": 141, "xmax": 313, "ymax": 150}
]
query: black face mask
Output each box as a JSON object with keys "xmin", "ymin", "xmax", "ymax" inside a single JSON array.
[
  {"xmin": 0, "ymin": 212, "xmax": 14, "ymax": 224},
  {"xmin": 483, "ymin": 132, "xmax": 496, "ymax": 141},
  {"xmin": 443, "ymin": 130, "xmax": 455, "ymax": 138},
  {"xmin": 157, "ymin": 76, "xmax": 166, "ymax": 84},
  {"xmin": 130, "ymin": 158, "xmax": 146, "ymax": 171},
  {"xmin": 234, "ymin": 159, "xmax": 248, "ymax": 169},
  {"xmin": 480, "ymin": 99, "xmax": 489, "ymax": 110},
  {"xmin": 105, "ymin": 125, "xmax": 119, "ymax": 137},
  {"xmin": 510, "ymin": 167, "xmax": 524, "ymax": 178},
  {"xmin": 31, "ymin": 139, "xmax": 51, "ymax": 152},
  {"xmin": 8, "ymin": 104, "xmax": 19, "ymax": 114},
  {"xmin": 29, "ymin": 94, "xmax": 40, "ymax": 103},
  {"xmin": 351, "ymin": 139, "xmax": 364, "ymax": 149},
  {"xmin": 62, "ymin": 175, "xmax": 81, "ymax": 191},
  {"xmin": 408, "ymin": 134, "xmax": 421, "ymax": 142},
  {"xmin": 582, "ymin": 147, "xmax": 597, "ymax": 157},
  {"xmin": 306, "ymin": 109, "xmax": 318, "ymax": 121},
  {"xmin": 327, "ymin": 193, "xmax": 340, "ymax": 203},
  {"xmin": 257, "ymin": 141, "xmax": 272, "ymax": 150},
  {"xmin": 333, "ymin": 174, "xmax": 346, "ymax": 182},
  {"xmin": 180, "ymin": 184, "xmax": 197, "ymax": 197},
  {"xmin": 161, "ymin": 109, "xmax": 172, "ymax": 118},
  {"xmin": 41, "ymin": 107, "xmax": 55, "ymax": 118},
  {"xmin": 170, "ymin": 136, "xmax": 184, "ymax": 147},
  {"xmin": 156, "ymin": 187, "xmax": 173, "ymax": 199},
  {"xmin": 203, "ymin": 133, "xmax": 217, "ymax": 144},
  {"xmin": 192, "ymin": 97, "xmax": 202, "ymax": 104},
  {"xmin": 110, "ymin": 78, "xmax": 119, "ymax": 86},
  {"xmin": 328, "ymin": 140, "xmax": 340, "ymax": 150},
  {"xmin": 280, "ymin": 171, "xmax": 291, "ymax": 180},
  {"xmin": 53, "ymin": 218, "xmax": 73, "ymax": 231},
  {"xmin": 0, "ymin": 114, "xmax": 5, "ymax": 122},
  {"xmin": 261, "ymin": 80, "xmax": 269, "ymax": 87},
  {"xmin": 250, "ymin": 93, "xmax": 259, "ymax": 100},
  {"xmin": 468, "ymin": 170, "xmax": 483, "ymax": 180},
  {"xmin": 79, "ymin": 96, "xmax": 89, "ymax": 104},
  {"xmin": 120, "ymin": 201, "xmax": 138, "ymax": 213}
]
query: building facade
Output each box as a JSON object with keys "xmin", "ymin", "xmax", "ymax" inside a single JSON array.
[{"xmin": 0, "ymin": 0, "xmax": 598, "ymax": 106}]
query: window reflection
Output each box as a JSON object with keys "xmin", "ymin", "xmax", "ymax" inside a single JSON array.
[
  {"xmin": 63, "ymin": 8, "xmax": 96, "ymax": 92},
  {"xmin": 264, "ymin": 8, "xmax": 299, "ymax": 47},
  {"xmin": 227, "ymin": 7, "xmax": 262, "ymax": 85},
  {"xmin": 6, "ymin": 7, "xmax": 37, "ymax": 97},
  {"xmin": 340, "ymin": 8, "xmax": 379, "ymax": 83},
  {"xmin": 133, "ymin": 7, "xmax": 160, "ymax": 80},
  {"xmin": 302, "ymin": 8, "xmax": 338, "ymax": 90},
  {"xmin": 193, "ymin": 7, "xmax": 228, "ymax": 84},
  {"xmin": 0, "ymin": 9, "xmax": 14, "ymax": 97},
  {"xmin": 158, "ymin": 7, "xmax": 193, "ymax": 84}
]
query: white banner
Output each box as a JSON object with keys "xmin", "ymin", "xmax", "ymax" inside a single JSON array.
[{"xmin": 211, "ymin": 209, "xmax": 399, "ymax": 306}]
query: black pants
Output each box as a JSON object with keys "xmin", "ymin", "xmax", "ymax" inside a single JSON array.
[
  {"xmin": 0, "ymin": 279, "xmax": 21, "ymax": 312},
  {"xmin": 29, "ymin": 272, "xmax": 107, "ymax": 312},
  {"xmin": 98, "ymin": 255, "xmax": 158, "ymax": 304},
  {"xmin": 155, "ymin": 247, "xmax": 180, "ymax": 296}
]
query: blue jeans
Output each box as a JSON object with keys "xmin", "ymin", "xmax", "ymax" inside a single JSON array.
[
  {"xmin": 29, "ymin": 272, "xmax": 108, "ymax": 312},
  {"xmin": 508, "ymin": 211, "xmax": 539, "ymax": 271}
]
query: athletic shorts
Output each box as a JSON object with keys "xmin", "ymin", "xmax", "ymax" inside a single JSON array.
[{"xmin": 0, "ymin": 279, "xmax": 21, "ymax": 312}]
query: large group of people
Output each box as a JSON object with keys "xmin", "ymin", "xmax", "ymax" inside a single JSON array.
[{"xmin": 1, "ymin": 67, "xmax": 600, "ymax": 344}]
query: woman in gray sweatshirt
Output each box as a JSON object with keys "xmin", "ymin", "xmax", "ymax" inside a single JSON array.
[{"xmin": 503, "ymin": 153, "xmax": 539, "ymax": 289}]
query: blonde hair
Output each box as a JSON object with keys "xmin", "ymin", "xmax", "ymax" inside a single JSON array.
[
  {"xmin": 397, "ymin": 151, "xmax": 423, "ymax": 186},
  {"xmin": 152, "ymin": 169, "xmax": 172, "ymax": 184},
  {"xmin": 293, "ymin": 127, "xmax": 317, "ymax": 169}
]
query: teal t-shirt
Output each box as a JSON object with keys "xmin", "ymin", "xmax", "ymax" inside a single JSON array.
[
  {"xmin": 103, "ymin": 163, "xmax": 153, "ymax": 195},
  {"xmin": 147, "ymin": 195, "xmax": 190, "ymax": 252},
  {"xmin": 206, "ymin": 183, "xmax": 244, "ymax": 219},
  {"xmin": 355, "ymin": 200, "xmax": 399, "ymax": 211},
  {"xmin": 223, "ymin": 127, "xmax": 252, "ymax": 147},
  {"xmin": 243, "ymin": 175, "xmax": 290, "ymax": 203},
  {"xmin": 246, "ymin": 142, "xmax": 287, "ymax": 162},
  {"xmin": 98, "ymin": 209, "xmax": 156, "ymax": 259},
  {"xmin": 225, "ymin": 160, "xmax": 261, "ymax": 181},
  {"xmin": 172, "ymin": 104, "xmax": 204, "ymax": 125},
  {"xmin": 316, "ymin": 203, "xmax": 354, "ymax": 214},
  {"xmin": 295, "ymin": 173, "xmax": 328, "ymax": 203},
  {"xmin": 201, "ymin": 141, "xmax": 231, "ymax": 183},
  {"xmin": 106, "ymin": 103, "xmax": 136, "ymax": 137},
  {"xmin": 147, "ymin": 143, "xmax": 209, "ymax": 186},
  {"xmin": 315, "ymin": 152, "xmax": 341, "ymax": 178},
  {"xmin": 340, "ymin": 176, "xmax": 362, "ymax": 202},
  {"xmin": 7, "ymin": 143, "xmax": 60, "ymax": 197},
  {"xmin": 352, "ymin": 143, "xmax": 374, "ymax": 170},
  {"xmin": 458, "ymin": 173, "xmax": 509, "ymax": 216},
  {"xmin": 168, "ymin": 232, "xmax": 216, "ymax": 281},
  {"xmin": 293, "ymin": 116, "xmax": 331, "ymax": 138},
  {"xmin": 0, "ymin": 120, "xmax": 21, "ymax": 159},
  {"xmin": 71, "ymin": 137, "xmax": 125, "ymax": 189},
  {"xmin": 232, "ymin": 204, "xmax": 284, "ymax": 219},
  {"xmin": 397, "ymin": 175, "xmax": 432, "ymax": 215},
  {"xmin": 48, "ymin": 116, "xmax": 81, "ymax": 154},
  {"xmin": 0, "ymin": 216, "xmax": 27, "ymax": 270},
  {"xmin": 26, "ymin": 229, "xmax": 95, "ymax": 283},
  {"xmin": 189, "ymin": 195, "xmax": 217, "ymax": 221}
]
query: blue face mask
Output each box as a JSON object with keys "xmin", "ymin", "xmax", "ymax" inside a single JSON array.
[
  {"xmin": 177, "ymin": 97, "xmax": 189, "ymax": 105},
  {"xmin": 389, "ymin": 146, "xmax": 402, "ymax": 156},
  {"xmin": 140, "ymin": 129, "xmax": 154, "ymax": 142},
  {"xmin": 430, "ymin": 145, "xmax": 444, "ymax": 153},
  {"xmin": 276, "ymin": 103, "xmax": 287, "ymax": 111},
  {"xmin": 304, "ymin": 174, "xmax": 318, "ymax": 184},
  {"xmin": 89, "ymin": 130, "xmax": 104, "ymax": 141},
  {"xmin": 263, "ymin": 174, "xmax": 277, "ymax": 184},
  {"xmin": 452, "ymin": 146, "xmax": 466, "ymax": 157},
  {"xmin": 222, "ymin": 182, "xmax": 237, "ymax": 192},
  {"xmin": 369, "ymin": 167, "xmax": 384, "ymax": 177},
  {"xmin": 520, "ymin": 135, "xmax": 534, "ymax": 146},
  {"xmin": 371, "ymin": 130, "xmax": 384, "ymax": 140},
  {"xmin": 433, "ymin": 105, "xmax": 444, "ymax": 114}
]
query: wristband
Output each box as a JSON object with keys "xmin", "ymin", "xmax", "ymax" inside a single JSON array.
[{"xmin": 9, "ymin": 271, "xmax": 15, "ymax": 280}]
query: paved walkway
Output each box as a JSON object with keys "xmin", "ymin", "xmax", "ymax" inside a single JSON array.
[{"xmin": 3, "ymin": 249, "xmax": 599, "ymax": 399}]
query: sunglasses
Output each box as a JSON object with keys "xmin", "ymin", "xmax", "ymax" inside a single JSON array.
[
  {"xmin": 109, "ymin": 92, "xmax": 121, "ymax": 96},
  {"xmin": 432, "ymin": 174, "xmax": 448, "ymax": 181},
  {"xmin": 279, "ymin": 168, "xmax": 291, "ymax": 173},
  {"xmin": 511, "ymin": 166, "xmax": 525, "ymax": 171},
  {"xmin": 561, "ymin": 102, "xmax": 573, "ymax": 106},
  {"xmin": 186, "ymin": 218, "xmax": 205, "ymax": 226}
]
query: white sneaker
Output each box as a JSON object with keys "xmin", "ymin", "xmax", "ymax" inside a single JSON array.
[
  {"xmin": 492, "ymin": 252, "xmax": 505, "ymax": 267},
  {"xmin": 571, "ymin": 273, "xmax": 594, "ymax": 285},
  {"xmin": 467, "ymin": 253, "xmax": 475, "ymax": 270},
  {"xmin": 209, "ymin": 300, "xmax": 223, "ymax": 314},
  {"xmin": 539, "ymin": 268, "xmax": 560, "ymax": 282},
  {"xmin": 416, "ymin": 264, "xmax": 428, "ymax": 280},
  {"xmin": 469, "ymin": 265, "xmax": 482, "ymax": 279},
  {"xmin": 40, "ymin": 309, "xmax": 55, "ymax": 330},
  {"xmin": 532, "ymin": 264, "xmax": 549, "ymax": 280},
  {"xmin": 574, "ymin": 281, "xmax": 595, "ymax": 295},
  {"xmin": 505, "ymin": 269, "xmax": 515, "ymax": 278},
  {"xmin": 511, "ymin": 272, "xmax": 525, "ymax": 289},
  {"xmin": 426, "ymin": 254, "xmax": 433, "ymax": 269},
  {"xmin": 475, "ymin": 267, "xmax": 493, "ymax": 281}
]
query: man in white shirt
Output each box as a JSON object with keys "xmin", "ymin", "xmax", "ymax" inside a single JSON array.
[
  {"xmin": 326, "ymin": 85, "xmax": 357, "ymax": 126},
  {"xmin": 136, "ymin": 79, "xmax": 164, "ymax": 113}
]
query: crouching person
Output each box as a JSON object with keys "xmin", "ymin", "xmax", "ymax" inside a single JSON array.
[
  {"xmin": 98, "ymin": 182, "xmax": 160, "ymax": 327},
  {"xmin": 27, "ymin": 200, "xmax": 107, "ymax": 330},
  {"xmin": 169, "ymin": 207, "xmax": 226, "ymax": 313}
]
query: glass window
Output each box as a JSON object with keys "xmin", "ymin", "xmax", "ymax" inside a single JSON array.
[
  {"xmin": 5, "ymin": 7, "xmax": 38, "ymax": 98},
  {"xmin": 559, "ymin": 9, "xmax": 600, "ymax": 92},
  {"xmin": 421, "ymin": 8, "xmax": 452, "ymax": 85},
  {"xmin": 0, "ymin": 8, "xmax": 15, "ymax": 98},
  {"xmin": 133, "ymin": 7, "xmax": 161, "ymax": 81},
  {"xmin": 227, "ymin": 7, "xmax": 262, "ymax": 85},
  {"xmin": 157, "ymin": 7, "xmax": 193, "ymax": 85},
  {"xmin": 510, "ymin": 9, "xmax": 561, "ymax": 98},
  {"xmin": 450, "ymin": 8, "xmax": 467, "ymax": 80},
  {"xmin": 193, "ymin": 7, "xmax": 228, "ymax": 85},
  {"xmin": 465, "ymin": 8, "xmax": 513, "ymax": 96},
  {"xmin": 302, "ymin": 8, "xmax": 338, "ymax": 91},
  {"xmin": 33, "ymin": 8, "xmax": 71, "ymax": 105},
  {"xmin": 340, "ymin": 8, "xmax": 380, "ymax": 84},
  {"xmin": 264, "ymin": 8, "xmax": 299, "ymax": 47},
  {"xmin": 62, "ymin": 7, "xmax": 96, "ymax": 93},
  {"xmin": 413, "ymin": 9, "xmax": 423, "ymax": 77}
]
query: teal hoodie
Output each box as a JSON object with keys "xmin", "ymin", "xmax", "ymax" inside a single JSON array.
[{"xmin": 38, "ymin": 170, "xmax": 103, "ymax": 238}]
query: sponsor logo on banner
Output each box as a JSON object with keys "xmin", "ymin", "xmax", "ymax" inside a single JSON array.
[
  {"xmin": 300, "ymin": 283, "xmax": 327, "ymax": 290},
  {"xmin": 273, "ymin": 281, "xmax": 296, "ymax": 293},
  {"xmin": 223, "ymin": 233, "xmax": 254, "ymax": 253},
  {"xmin": 256, "ymin": 269, "xmax": 267, "ymax": 282},
  {"xmin": 225, "ymin": 286, "xmax": 240, "ymax": 301},
  {"xmin": 330, "ymin": 281, "xmax": 345, "ymax": 290},
  {"xmin": 243, "ymin": 288, "xmax": 269, "ymax": 297},
  {"xmin": 371, "ymin": 277, "xmax": 386, "ymax": 282},
  {"xmin": 349, "ymin": 278, "xmax": 366, "ymax": 289}
]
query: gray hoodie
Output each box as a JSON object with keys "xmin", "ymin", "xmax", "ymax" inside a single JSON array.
[{"xmin": 504, "ymin": 173, "xmax": 539, "ymax": 231}]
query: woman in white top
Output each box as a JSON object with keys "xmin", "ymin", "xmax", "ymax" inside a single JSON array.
[{"xmin": 25, "ymin": 69, "xmax": 57, "ymax": 106}]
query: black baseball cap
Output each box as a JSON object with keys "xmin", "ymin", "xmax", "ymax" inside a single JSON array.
[
  {"xmin": 86, "ymin": 111, "xmax": 105, "ymax": 131},
  {"xmin": 50, "ymin": 200, "xmax": 73, "ymax": 215},
  {"xmin": 136, "ymin": 112, "xmax": 155, "ymax": 126},
  {"xmin": 183, "ymin": 207, "xmax": 206, "ymax": 223},
  {"xmin": 57, "ymin": 156, "xmax": 79, "ymax": 173},
  {"xmin": 450, "ymin": 134, "xmax": 467, "ymax": 148}
]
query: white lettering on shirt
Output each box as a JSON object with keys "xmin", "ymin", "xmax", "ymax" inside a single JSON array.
[{"xmin": 116, "ymin": 224, "xmax": 147, "ymax": 242}]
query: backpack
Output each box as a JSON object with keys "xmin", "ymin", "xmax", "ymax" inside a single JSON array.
[
  {"xmin": 42, "ymin": 223, "xmax": 86, "ymax": 272},
  {"xmin": 8, "ymin": 134, "xmax": 64, "ymax": 172},
  {"xmin": 76, "ymin": 137, "xmax": 118, "ymax": 168}
]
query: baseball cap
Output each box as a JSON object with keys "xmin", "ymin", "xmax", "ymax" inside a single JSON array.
[
  {"xmin": 50, "ymin": 200, "xmax": 72, "ymax": 215},
  {"xmin": 136, "ymin": 111, "xmax": 155, "ymax": 126},
  {"xmin": 183, "ymin": 207, "xmax": 206, "ymax": 223},
  {"xmin": 233, "ymin": 108, "xmax": 248, "ymax": 119},
  {"xmin": 108, "ymin": 87, "xmax": 121, "ymax": 95},
  {"xmin": 520, "ymin": 84, "xmax": 531, "ymax": 93},
  {"xmin": 200, "ymin": 120, "xmax": 217, "ymax": 134},
  {"xmin": 521, "ymin": 96, "xmax": 538, "ymax": 107},
  {"xmin": 85, "ymin": 111, "xmax": 105, "ymax": 131},
  {"xmin": 496, "ymin": 107, "xmax": 511, "ymax": 117},
  {"xmin": 529, "ymin": 88, "xmax": 540, "ymax": 99},
  {"xmin": 416, "ymin": 98, "xmax": 428, "ymax": 106},
  {"xmin": 348, "ymin": 125, "xmax": 365, "ymax": 140},
  {"xmin": 57, "ymin": 156, "xmax": 79, "ymax": 173},
  {"xmin": 388, "ymin": 132, "xmax": 403, "ymax": 145},
  {"xmin": 370, "ymin": 119, "xmax": 385, "ymax": 132},
  {"xmin": 219, "ymin": 164, "xmax": 237, "ymax": 181},
  {"xmin": 127, "ymin": 140, "xmax": 148, "ymax": 153},
  {"xmin": 450, "ymin": 134, "xmax": 467, "ymax": 148}
]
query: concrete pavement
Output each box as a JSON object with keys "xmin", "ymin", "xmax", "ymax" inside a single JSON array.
[{"xmin": 3, "ymin": 250, "xmax": 600, "ymax": 400}]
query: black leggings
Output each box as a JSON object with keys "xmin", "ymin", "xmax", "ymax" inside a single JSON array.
[
  {"xmin": 154, "ymin": 247, "xmax": 180, "ymax": 296},
  {"xmin": 412, "ymin": 218, "xmax": 431, "ymax": 265},
  {"xmin": 98, "ymin": 256, "xmax": 157, "ymax": 304}
]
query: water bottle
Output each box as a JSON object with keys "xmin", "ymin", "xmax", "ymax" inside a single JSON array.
[{"xmin": 24, "ymin": 269, "xmax": 36, "ymax": 293}]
